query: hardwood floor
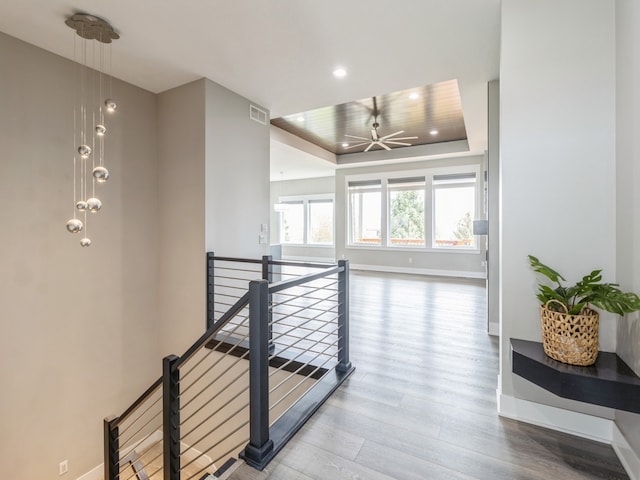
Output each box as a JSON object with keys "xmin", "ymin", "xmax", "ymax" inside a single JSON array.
[{"xmin": 229, "ymin": 270, "xmax": 629, "ymax": 480}]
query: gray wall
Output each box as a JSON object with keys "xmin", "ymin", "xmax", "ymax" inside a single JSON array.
[
  {"xmin": 157, "ymin": 80, "xmax": 206, "ymax": 356},
  {"xmin": 335, "ymin": 155, "xmax": 487, "ymax": 277},
  {"xmin": 487, "ymin": 79, "xmax": 500, "ymax": 335},
  {"xmin": 0, "ymin": 33, "xmax": 272, "ymax": 479},
  {"xmin": 615, "ymin": 0, "xmax": 640, "ymax": 458},
  {"xmin": 0, "ymin": 33, "xmax": 160, "ymax": 479},
  {"xmin": 500, "ymin": 0, "xmax": 616, "ymax": 419},
  {"xmin": 205, "ymin": 80, "xmax": 270, "ymax": 259}
]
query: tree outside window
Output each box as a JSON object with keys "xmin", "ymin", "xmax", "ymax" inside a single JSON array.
[{"xmin": 389, "ymin": 183, "xmax": 425, "ymax": 247}]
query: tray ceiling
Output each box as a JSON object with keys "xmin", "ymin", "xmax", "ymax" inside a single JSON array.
[{"xmin": 271, "ymin": 79, "xmax": 467, "ymax": 155}]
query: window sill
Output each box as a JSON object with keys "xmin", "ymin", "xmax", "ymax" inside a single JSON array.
[{"xmin": 281, "ymin": 244, "xmax": 335, "ymax": 249}]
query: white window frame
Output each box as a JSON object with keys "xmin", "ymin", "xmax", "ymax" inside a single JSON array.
[
  {"xmin": 431, "ymin": 172, "xmax": 478, "ymax": 250},
  {"xmin": 347, "ymin": 179, "xmax": 383, "ymax": 246},
  {"xmin": 345, "ymin": 165, "xmax": 481, "ymax": 253},
  {"xmin": 277, "ymin": 194, "xmax": 335, "ymax": 247}
]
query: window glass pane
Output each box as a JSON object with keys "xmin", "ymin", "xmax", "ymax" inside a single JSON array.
[
  {"xmin": 433, "ymin": 185, "xmax": 475, "ymax": 248},
  {"xmin": 280, "ymin": 202, "xmax": 304, "ymax": 244},
  {"xmin": 349, "ymin": 186, "xmax": 381, "ymax": 244},
  {"xmin": 389, "ymin": 182, "xmax": 425, "ymax": 247},
  {"xmin": 308, "ymin": 200, "xmax": 333, "ymax": 244}
]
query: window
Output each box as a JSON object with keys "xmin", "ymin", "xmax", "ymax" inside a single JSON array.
[
  {"xmin": 433, "ymin": 173, "xmax": 476, "ymax": 248},
  {"xmin": 348, "ymin": 180, "xmax": 382, "ymax": 245},
  {"xmin": 346, "ymin": 168, "xmax": 479, "ymax": 251},
  {"xmin": 278, "ymin": 196, "xmax": 334, "ymax": 245},
  {"xmin": 280, "ymin": 201, "xmax": 304, "ymax": 244},
  {"xmin": 388, "ymin": 177, "xmax": 426, "ymax": 247},
  {"xmin": 308, "ymin": 200, "xmax": 333, "ymax": 244}
]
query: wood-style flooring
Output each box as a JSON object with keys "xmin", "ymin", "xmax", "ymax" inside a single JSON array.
[{"xmin": 229, "ymin": 270, "xmax": 629, "ymax": 480}]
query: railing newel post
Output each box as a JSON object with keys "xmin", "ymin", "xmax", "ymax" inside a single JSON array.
[
  {"xmin": 207, "ymin": 251, "xmax": 215, "ymax": 330},
  {"xmin": 241, "ymin": 279, "xmax": 273, "ymax": 469},
  {"xmin": 262, "ymin": 255, "xmax": 275, "ymax": 355},
  {"xmin": 163, "ymin": 354, "xmax": 180, "ymax": 480},
  {"xmin": 103, "ymin": 416, "xmax": 118, "ymax": 480},
  {"xmin": 337, "ymin": 259, "xmax": 352, "ymax": 373}
]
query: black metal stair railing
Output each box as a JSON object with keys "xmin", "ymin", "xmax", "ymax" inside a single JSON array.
[{"xmin": 104, "ymin": 253, "xmax": 354, "ymax": 479}]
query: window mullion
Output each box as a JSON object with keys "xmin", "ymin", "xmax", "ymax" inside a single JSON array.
[
  {"xmin": 382, "ymin": 181, "xmax": 388, "ymax": 247},
  {"xmin": 426, "ymin": 176, "xmax": 434, "ymax": 249}
]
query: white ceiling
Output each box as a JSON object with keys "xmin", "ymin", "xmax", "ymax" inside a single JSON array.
[{"xmin": 0, "ymin": 0, "xmax": 501, "ymax": 179}]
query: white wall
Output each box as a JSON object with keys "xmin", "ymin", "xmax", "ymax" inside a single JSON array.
[
  {"xmin": 615, "ymin": 0, "xmax": 640, "ymax": 459},
  {"xmin": 0, "ymin": 33, "xmax": 160, "ymax": 480},
  {"xmin": 500, "ymin": 0, "xmax": 616, "ymax": 418},
  {"xmin": 335, "ymin": 155, "xmax": 486, "ymax": 277},
  {"xmin": 271, "ymin": 176, "xmax": 336, "ymax": 262}
]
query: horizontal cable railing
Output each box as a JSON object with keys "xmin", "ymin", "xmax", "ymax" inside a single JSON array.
[
  {"xmin": 105, "ymin": 253, "xmax": 353, "ymax": 480},
  {"xmin": 268, "ymin": 271, "xmax": 341, "ymax": 422},
  {"xmin": 239, "ymin": 259, "xmax": 353, "ymax": 470},
  {"xmin": 103, "ymin": 379, "xmax": 163, "ymax": 480}
]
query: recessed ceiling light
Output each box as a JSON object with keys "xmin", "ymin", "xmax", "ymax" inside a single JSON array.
[
  {"xmin": 297, "ymin": 116, "xmax": 304, "ymax": 122},
  {"xmin": 409, "ymin": 92, "xmax": 419, "ymax": 100},
  {"xmin": 342, "ymin": 143, "xmax": 349, "ymax": 148},
  {"xmin": 333, "ymin": 67, "xmax": 347, "ymax": 78},
  {"xmin": 430, "ymin": 129, "xmax": 439, "ymax": 135}
]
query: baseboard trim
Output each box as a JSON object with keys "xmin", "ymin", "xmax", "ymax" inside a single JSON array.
[
  {"xmin": 76, "ymin": 464, "xmax": 102, "ymax": 480},
  {"xmin": 613, "ymin": 423, "xmax": 640, "ymax": 480},
  {"xmin": 77, "ymin": 431, "xmax": 216, "ymax": 480},
  {"xmin": 350, "ymin": 263, "xmax": 486, "ymax": 279},
  {"xmin": 497, "ymin": 393, "xmax": 613, "ymax": 443},
  {"xmin": 281, "ymin": 255, "xmax": 336, "ymax": 263},
  {"xmin": 488, "ymin": 321, "xmax": 499, "ymax": 336}
]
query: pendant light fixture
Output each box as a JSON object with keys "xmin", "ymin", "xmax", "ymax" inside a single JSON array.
[{"xmin": 64, "ymin": 13, "xmax": 119, "ymax": 247}]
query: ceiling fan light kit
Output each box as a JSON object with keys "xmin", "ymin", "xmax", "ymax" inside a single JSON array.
[{"xmin": 343, "ymin": 121, "xmax": 418, "ymax": 152}]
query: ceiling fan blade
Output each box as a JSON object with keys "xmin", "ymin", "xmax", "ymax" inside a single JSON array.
[
  {"xmin": 380, "ymin": 130, "xmax": 404, "ymax": 140},
  {"xmin": 386, "ymin": 136, "xmax": 418, "ymax": 141},
  {"xmin": 364, "ymin": 143, "xmax": 375, "ymax": 152},
  {"xmin": 384, "ymin": 141, "xmax": 412, "ymax": 146},
  {"xmin": 380, "ymin": 142, "xmax": 391, "ymax": 151},
  {"xmin": 345, "ymin": 134, "xmax": 371, "ymax": 141},
  {"xmin": 343, "ymin": 142, "xmax": 369, "ymax": 150}
]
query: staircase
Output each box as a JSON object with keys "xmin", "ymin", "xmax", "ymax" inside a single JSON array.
[{"xmin": 103, "ymin": 254, "xmax": 354, "ymax": 480}]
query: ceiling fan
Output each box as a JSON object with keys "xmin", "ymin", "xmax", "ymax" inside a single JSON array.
[
  {"xmin": 342, "ymin": 97, "xmax": 418, "ymax": 152},
  {"xmin": 343, "ymin": 122, "xmax": 418, "ymax": 152}
]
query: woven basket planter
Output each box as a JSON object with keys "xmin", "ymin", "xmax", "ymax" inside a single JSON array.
[{"xmin": 540, "ymin": 300, "xmax": 599, "ymax": 366}]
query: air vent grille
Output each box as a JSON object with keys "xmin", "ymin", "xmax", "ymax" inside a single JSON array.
[{"xmin": 250, "ymin": 105, "xmax": 267, "ymax": 125}]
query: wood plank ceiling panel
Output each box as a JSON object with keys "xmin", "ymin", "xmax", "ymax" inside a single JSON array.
[{"xmin": 271, "ymin": 79, "xmax": 468, "ymax": 155}]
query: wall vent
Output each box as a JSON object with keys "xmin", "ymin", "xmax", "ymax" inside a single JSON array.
[{"xmin": 249, "ymin": 105, "xmax": 267, "ymax": 125}]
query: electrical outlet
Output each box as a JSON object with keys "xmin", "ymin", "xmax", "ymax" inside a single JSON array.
[
  {"xmin": 408, "ymin": 257, "xmax": 413, "ymax": 264},
  {"xmin": 59, "ymin": 460, "xmax": 68, "ymax": 476}
]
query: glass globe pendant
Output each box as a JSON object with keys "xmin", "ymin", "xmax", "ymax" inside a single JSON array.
[
  {"xmin": 95, "ymin": 124, "xmax": 106, "ymax": 136},
  {"xmin": 66, "ymin": 218, "xmax": 83, "ymax": 233},
  {"xmin": 92, "ymin": 166, "xmax": 109, "ymax": 183},
  {"xmin": 78, "ymin": 144, "xmax": 92, "ymax": 158},
  {"xmin": 104, "ymin": 98, "xmax": 117, "ymax": 112},
  {"xmin": 76, "ymin": 200, "xmax": 88, "ymax": 211},
  {"xmin": 86, "ymin": 197, "xmax": 102, "ymax": 213},
  {"xmin": 80, "ymin": 237, "xmax": 92, "ymax": 247}
]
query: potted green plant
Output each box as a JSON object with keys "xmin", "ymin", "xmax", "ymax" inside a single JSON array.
[{"xmin": 528, "ymin": 255, "xmax": 640, "ymax": 366}]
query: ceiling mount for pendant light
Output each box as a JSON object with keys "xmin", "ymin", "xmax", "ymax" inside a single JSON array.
[
  {"xmin": 64, "ymin": 13, "xmax": 120, "ymax": 43},
  {"xmin": 64, "ymin": 13, "xmax": 120, "ymax": 247}
]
